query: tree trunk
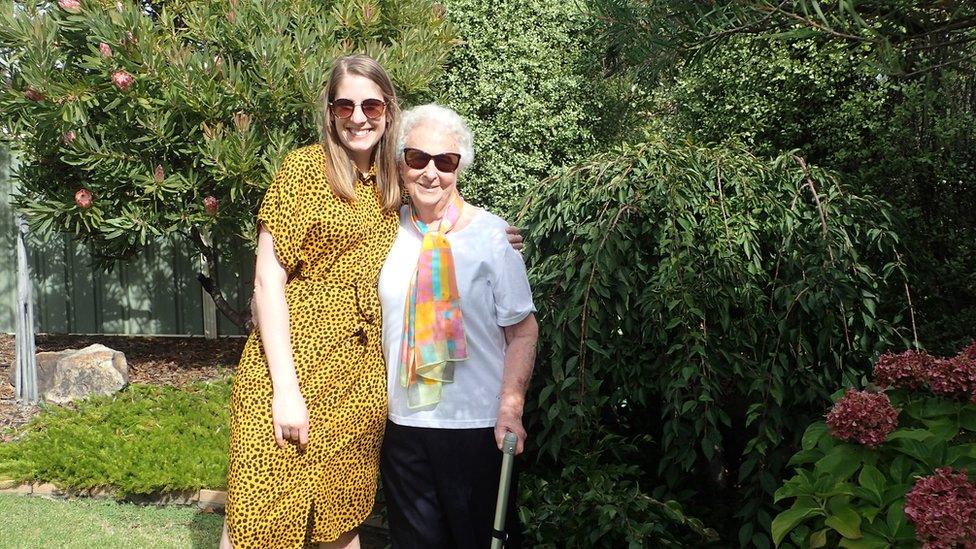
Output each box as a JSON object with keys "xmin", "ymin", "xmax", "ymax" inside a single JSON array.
[{"xmin": 190, "ymin": 227, "xmax": 254, "ymax": 332}]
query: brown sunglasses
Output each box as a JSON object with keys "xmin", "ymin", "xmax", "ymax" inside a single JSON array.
[
  {"xmin": 329, "ymin": 98, "xmax": 386, "ymax": 119},
  {"xmin": 403, "ymin": 148, "xmax": 462, "ymax": 173}
]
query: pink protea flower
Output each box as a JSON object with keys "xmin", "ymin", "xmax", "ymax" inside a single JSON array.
[
  {"xmin": 905, "ymin": 468, "xmax": 976, "ymax": 548},
  {"xmin": 74, "ymin": 188, "xmax": 93, "ymax": 209},
  {"xmin": 24, "ymin": 86, "xmax": 44, "ymax": 102},
  {"xmin": 58, "ymin": 0, "xmax": 81, "ymax": 13},
  {"xmin": 99, "ymin": 42, "xmax": 112, "ymax": 58},
  {"xmin": 111, "ymin": 70, "xmax": 134, "ymax": 91},
  {"xmin": 62, "ymin": 130, "xmax": 76, "ymax": 145},
  {"xmin": 204, "ymin": 196, "xmax": 218, "ymax": 216},
  {"xmin": 926, "ymin": 355, "xmax": 976, "ymax": 398},
  {"xmin": 874, "ymin": 350, "xmax": 934, "ymax": 390},
  {"xmin": 825, "ymin": 389, "xmax": 898, "ymax": 447}
]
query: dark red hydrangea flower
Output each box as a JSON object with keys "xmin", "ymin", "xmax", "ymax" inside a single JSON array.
[
  {"xmin": 926, "ymin": 356, "xmax": 976, "ymax": 398},
  {"xmin": 874, "ymin": 350, "xmax": 934, "ymax": 390},
  {"xmin": 961, "ymin": 341, "xmax": 976, "ymax": 361},
  {"xmin": 905, "ymin": 468, "xmax": 976, "ymax": 548},
  {"xmin": 825, "ymin": 389, "xmax": 898, "ymax": 447}
]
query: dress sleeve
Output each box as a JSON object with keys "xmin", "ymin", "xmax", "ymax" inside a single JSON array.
[
  {"xmin": 257, "ymin": 150, "xmax": 306, "ymax": 274},
  {"xmin": 488, "ymin": 223, "xmax": 537, "ymax": 327}
]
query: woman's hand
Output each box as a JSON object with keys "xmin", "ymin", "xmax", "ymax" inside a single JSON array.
[
  {"xmin": 495, "ymin": 403, "xmax": 527, "ymax": 455},
  {"xmin": 272, "ymin": 386, "xmax": 309, "ymax": 450},
  {"xmin": 505, "ymin": 225, "xmax": 523, "ymax": 251}
]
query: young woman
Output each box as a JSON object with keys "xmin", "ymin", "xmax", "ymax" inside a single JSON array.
[{"xmin": 221, "ymin": 54, "xmax": 402, "ymax": 549}]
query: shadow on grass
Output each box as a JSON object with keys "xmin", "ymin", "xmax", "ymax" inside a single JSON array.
[{"xmin": 189, "ymin": 511, "xmax": 224, "ymax": 548}]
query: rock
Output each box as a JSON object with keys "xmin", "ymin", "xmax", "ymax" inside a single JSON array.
[
  {"xmin": 9, "ymin": 344, "xmax": 128, "ymax": 404},
  {"xmin": 8, "ymin": 349, "xmax": 68, "ymax": 393}
]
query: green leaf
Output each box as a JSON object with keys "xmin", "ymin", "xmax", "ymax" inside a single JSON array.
[
  {"xmin": 885, "ymin": 428, "xmax": 932, "ymax": 442},
  {"xmin": 809, "ymin": 528, "xmax": 828, "ymax": 548},
  {"xmin": 825, "ymin": 506, "xmax": 862, "ymax": 539},
  {"xmin": 837, "ymin": 534, "xmax": 890, "ymax": 549},
  {"xmin": 815, "ymin": 445, "xmax": 864, "ymax": 482},
  {"xmin": 772, "ymin": 500, "xmax": 823, "ymax": 546},
  {"xmin": 857, "ymin": 464, "xmax": 885, "ymax": 504},
  {"xmin": 802, "ymin": 422, "xmax": 829, "ymax": 450},
  {"xmin": 959, "ymin": 407, "xmax": 976, "ymax": 432}
]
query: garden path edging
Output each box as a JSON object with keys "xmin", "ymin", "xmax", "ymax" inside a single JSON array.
[
  {"xmin": 0, "ymin": 481, "xmax": 226, "ymax": 510},
  {"xmin": 0, "ymin": 481, "xmax": 387, "ymax": 530}
]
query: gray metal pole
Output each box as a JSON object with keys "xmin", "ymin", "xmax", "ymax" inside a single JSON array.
[
  {"xmin": 491, "ymin": 432, "xmax": 518, "ymax": 549},
  {"xmin": 14, "ymin": 216, "xmax": 38, "ymax": 403}
]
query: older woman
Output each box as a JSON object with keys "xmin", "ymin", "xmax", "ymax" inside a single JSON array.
[{"xmin": 378, "ymin": 104, "xmax": 538, "ymax": 549}]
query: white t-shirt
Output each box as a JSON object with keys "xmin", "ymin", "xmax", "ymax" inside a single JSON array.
[{"xmin": 379, "ymin": 204, "xmax": 536, "ymax": 429}]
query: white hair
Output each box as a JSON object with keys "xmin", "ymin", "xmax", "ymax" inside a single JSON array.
[{"xmin": 396, "ymin": 103, "xmax": 474, "ymax": 172}]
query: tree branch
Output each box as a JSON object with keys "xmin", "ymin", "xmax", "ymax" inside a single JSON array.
[{"xmin": 189, "ymin": 227, "xmax": 252, "ymax": 331}]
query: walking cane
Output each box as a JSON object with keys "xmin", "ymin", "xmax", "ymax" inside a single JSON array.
[{"xmin": 491, "ymin": 432, "xmax": 518, "ymax": 549}]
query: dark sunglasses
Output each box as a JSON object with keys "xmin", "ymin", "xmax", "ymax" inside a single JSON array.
[
  {"xmin": 403, "ymin": 147, "xmax": 462, "ymax": 173},
  {"xmin": 329, "ymin": 98, "xmax": 386, "ymax": 119}
]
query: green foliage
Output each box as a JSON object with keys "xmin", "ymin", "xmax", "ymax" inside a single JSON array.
[
  {"xmin": 431, "ymin": 0, "xmax": 628, "ymax": 215},
  {"xmin": 517, "ymin": 137, "xmax": 910, "ymax": 546},
  {"xmin": 0, "ymin": 380, "xmax": 231, "ymax": 494},
  {"xmin": 588, "ymin": 0, "xmax": 976, "ymax": 82},
  {"xmin": 519, "ymin": 434, "xmax": 719, "ymax": 547},
  {"xmin": 664, "ymin": 35, "xmax": 976, "ymax": 354},
  {"xmin": 0, "ymin": 0, "xmax": 454, "ymax": 324},
  {"xmin": 774, "ymin": 390, "xmax": 976, "ymax": 548}
]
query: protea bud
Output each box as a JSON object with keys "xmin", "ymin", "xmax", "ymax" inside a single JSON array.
[
  {"xmin": 153, "ymin": 165, "xmax": 164, "ymax": 183},
  {"xmin": 232, "ymin": 112, "xmax": 251, "ymax": 134},
  {"xmin": 63, "ymin": 130, "xmax": 76, "ymax": 145},
  {"xmin": 124, "ymin": 31, "xmax": 138, "ymax": 47},
  {"xmin": 204, "ymin": 196, "xmax": 219, "ymax": 216},
  {"xmin": 75, "ymin": 188, "xmax": 93, "ymax": 209},
  {"xmin": 226, "ymin": 10, "xmax": 237, "ymax": 24},
  {"xmin": 58, "ymin": 0, "xmax": 81, "ymax": 13},
  {"xmin": 99, "ymin": 42, "xmax": 112, "ymax": 58},
  {"xmin": 111, "ymin": 70, "xmax": 134, "ymax": 91},
  {"xmin": 362, "ymin": 4, "xmax": 377, "ymax": 22},
  {"xmin": 24, "ymin": 86, "xmax": 45, "ymax": 102},
  {"xmin": 432, "ymin": 3, "xmax": 446, "ymax": 19}
]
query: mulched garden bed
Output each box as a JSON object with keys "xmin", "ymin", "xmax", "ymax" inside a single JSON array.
[{"xmin": 0, "ymin": 334, "xmax": 246, "ymax": 434}]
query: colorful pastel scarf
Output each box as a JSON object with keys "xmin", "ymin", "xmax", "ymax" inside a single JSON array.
[{"xmin": 399, "ymin": 194, "xmax": 469, "ymax": 408}]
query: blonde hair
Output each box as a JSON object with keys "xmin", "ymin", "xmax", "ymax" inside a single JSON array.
[{"xmin": 320, "ymin": 54, "xmax": 401, "ymax": 212}]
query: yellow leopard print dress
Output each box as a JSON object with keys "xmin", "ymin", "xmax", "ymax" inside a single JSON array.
[{"xmin": 226, "ymin": 145, "xmax": 398, "ymax": 547}]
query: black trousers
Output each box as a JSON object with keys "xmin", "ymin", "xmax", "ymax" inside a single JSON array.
[{"xmin": 380, "ymin": 420, "xmax": 522, "ymax": 549}]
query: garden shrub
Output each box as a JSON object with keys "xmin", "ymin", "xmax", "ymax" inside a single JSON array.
[
  {"xmin": 519, "ymin": 434, "xmax": 719, "ymax": 547},
  {"xmin": 0, "ymin": 0, "xmax": 455, "ymax": 327},
  {"xmin": 517, "ymin": 137, "xmax": 911, "ymax": 546},
  {"xmin": 0, "ymin": 380, "xmax": 231, "ymax": 494},
  {"xmin": 432, "ymin": 0, "xmax": 629, "ymax": 215},
  {"xmin": 774, "ymin": 342, "xmax": 976, "ymax": 548},
  {"xmin": 664, "ymin": 35, "xmax": 976, "ymax": 355}
]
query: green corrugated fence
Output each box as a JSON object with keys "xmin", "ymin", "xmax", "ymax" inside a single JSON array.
[{"xmin": 1, "ymin": 145, "xmax": 252, "ymax": 336}]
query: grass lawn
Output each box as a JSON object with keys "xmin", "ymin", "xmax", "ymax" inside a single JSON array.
[{"xmin": 0, "ymin": 493, "xmax": 223, "ymax": 548}]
